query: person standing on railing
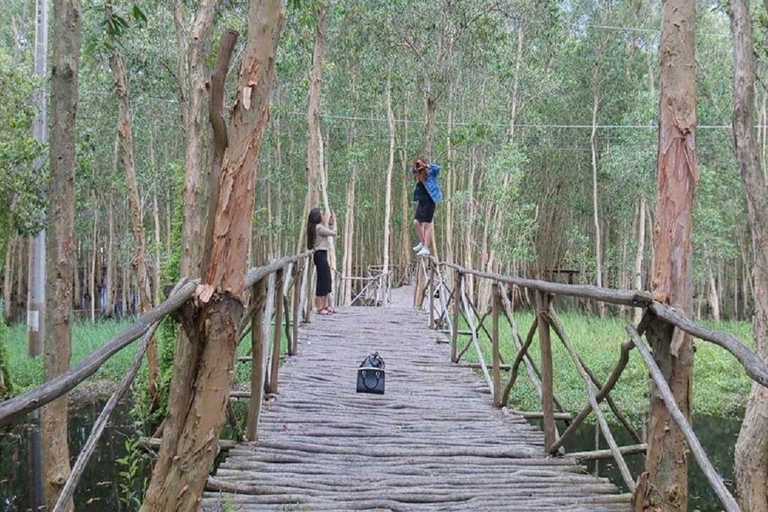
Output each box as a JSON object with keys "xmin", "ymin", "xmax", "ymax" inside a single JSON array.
[
  {"xmin": 307, "ymin": 208, "xmax": 337, "ymax": 315},
  {"xmin": 411, "ymin": 158, "xmax": 442, "ymax": 257}
]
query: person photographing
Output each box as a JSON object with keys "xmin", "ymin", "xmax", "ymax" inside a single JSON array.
[
  {"xmin": 411, "ymin": 158, "xmax": 442, "ymax": 257},
  {"xmin": 307, "ymin": 208, "xmax": 336, "ymax": 315}
]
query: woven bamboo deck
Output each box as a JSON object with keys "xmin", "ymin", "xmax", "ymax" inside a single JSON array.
[{"xmin": 201, "ymin": 286, "xmax": 630, "ymax": 511}]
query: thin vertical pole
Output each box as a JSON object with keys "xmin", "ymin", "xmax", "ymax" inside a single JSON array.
[
  {"xmin": 28, "ymin": 0, "xmax": 47, "ymax": 507},
  {"xmin": 290, "ymin": 261, "xmax": 301, "ymax": 355},
  {"xmin": 268, "ymin": 268, "xmax": 285, "ymax": 394},
  {"xmin": 451, "ymin": 271, "xmax": 462, "ymax": 363},
  {"xmin": 247, "ymin": 279, "xmax": 267, "ymax": 441},
  {"xmin": 492, "ymin": 283, "xmax": 502, "ymax": 407},
  {"xmin": 429, "ymin": 261, "xmax": 436, "ymax": 329},
  {"xmin": 537, "ymin": 290, "xmax": 556, "ymax": 450}
]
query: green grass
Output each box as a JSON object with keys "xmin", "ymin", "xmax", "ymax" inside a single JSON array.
[
  {"xmin": 6, "ymin": 318, "xmax": 134, "ymax": 391},
  {"xmin": 460, "ymin": 311, "xmax": 753, "ymax": 420},
  {"xmin": 5, "ymin": 317, "xmax": 290, "ymax": 394}
]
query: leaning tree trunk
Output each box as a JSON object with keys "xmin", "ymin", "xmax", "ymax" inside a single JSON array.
[
  {"xmin": 142, "ymin": 5, "xmax": 283, "ymax": 507},
  {"xmin": 42, "ymin": 0, "xmax": 81, "ymax": 509},
  {"xmin": 730, "ymin": 0, "xmax": 768, "ymax": 508},
  {"xmin": 633, "ymin": 0, "xmax": 699, "ymax": 508},
  {"xmin": 177, "ymin": 0, "xmax": 222, "ymax": 279},
  {"xmin": 305, "ymin": 3, "xmax": 326, "ymax": 212},
  {"xmin": 109, "ymin": 42, "xmax": 157, "ymax": 405}
]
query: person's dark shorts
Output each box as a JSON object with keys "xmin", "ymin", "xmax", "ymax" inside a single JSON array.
[
  {"xmin": 313, "ymin": 250, "xmax": 332, "ymax": 297},
  {"xmin": 415, "ymin": 199, "xmax": 435, "ymax": 223}
]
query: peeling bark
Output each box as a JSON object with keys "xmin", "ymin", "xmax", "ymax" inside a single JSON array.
[
  {"xmin": 729, "ymin": 0, "xmax": 768, "ymax": 508},
  {"xmin": 635, "ymin": 0, "xmax": 698, "ymax": 508},
  {"xmin": 42, "ymin": 0, "xmax": 81, "ymax": 508},
  {"xmin": 143, "ymin": 2, "xmax": 284, "ymax": 508}
]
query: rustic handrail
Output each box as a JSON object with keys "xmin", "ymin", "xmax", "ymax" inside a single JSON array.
[
  {"xmin": 439, "ymin": 260, "xmax": 653, "ymax": 308},
  {"xmin": 626, "ymin": 324, "xmax": 740, "ymax": 512},
  {"xmin": 425, "ymin": 254, "xmax": 768, "ymax": 509},
  {"xmin": 246, "ymin": 250, "xmax": 313, "ymax": 288},
  {"xmin": 53, "ymin": 321, "xmax": 161, "ymax": 512},
  {"xmin": 0, "ymin": 278, "xmax": 198, "ymax": 426}
]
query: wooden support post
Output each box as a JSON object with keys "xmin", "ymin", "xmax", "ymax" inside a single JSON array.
[
  {"xmin": 492, "ymin": 283, "xmax": 502, "ymax": 407},
  {"xmin": 246, "ymin": 278, "xmax": 267, "ymax": 442},
  {"xmin": 451, "ymin": 271, "xmax": 462, "ymax": 363},
  {"xmin": 429, "ymin": 261, "xmax": 436, "ymax": 329},
  {"xmin": 290, "ymin": 262, "xmax": 301, "ymax": 356},
  {"xmin": 268, "ymin": 268, "xmax": 285, "ymax": 394},
  {"xmin": 537, "ymin": 290, "xmax": 556, "ymax": 451}
]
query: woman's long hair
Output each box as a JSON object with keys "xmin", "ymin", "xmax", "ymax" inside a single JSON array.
[{"xmin": 307, "ymin": 208, "xmax": 322, "ymax": 250}]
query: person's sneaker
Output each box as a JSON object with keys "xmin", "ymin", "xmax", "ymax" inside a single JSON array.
[
  {"xmin": 417, "ymin": 247, "xmax": 431, "ymax": 257},
  {"xmin": 413, "ymin": 242, "xmax": 424, "ymax": 252}
]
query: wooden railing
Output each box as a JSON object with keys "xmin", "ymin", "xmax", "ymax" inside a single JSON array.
[
  {"xmin": 334, "ymin": 266, "xmax": 392, "ymax": 307},
  {"xmin": 424, "ymin": 256, "xmax": 768, "ymax": 512},
  {"xmin": 0, "ymin": 250, "xmax": 314, "ymax": 512}
]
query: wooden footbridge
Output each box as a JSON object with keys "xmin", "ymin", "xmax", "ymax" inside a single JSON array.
[
  {"xmin": 3, "ymin": 252, "xmax": 768, "ymax": 511},
  {"xmin": 203, "ymin": 286, "xmax": 629, "ymax": 511}
]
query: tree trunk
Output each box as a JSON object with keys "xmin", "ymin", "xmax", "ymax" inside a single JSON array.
[
  {"xmin": 730, "ymin": 0, "xmax": 768, "ymax": 508},
  {"xmin": 633, "ymin": 196, "xmax": 647, "ymax": 324},
  {"xmin": 590, "ymin": 55, "xmax": 605, "ymax": 318},
  {"xmin": 382, "ymin": 75, "xmax": 395, "ymax": 294},
  {"xmin": 445, "ymin": 107, "xmax": 454, "ymax": 265},
  {"xmin": 424, "ymin": 91, "xmax": 436, "ymax": 160},
  {"xmin": 153, "ymin": 193, "xmax": 162, "ymax": 305},
  {"xmin": 90, "ymin": 195, "xmax": 98, "ymax": 323},
  {"xmin": 105, "ymin": 195, "xmax": 115, "ymax": 317},
  {"xmin": 708, "ymin": 265, "xmax": 721, "ymax": 321},
  {"xmin": 3, "ymin": 233, "xmax": 16, "ymax": 324},
  {"xmin": 143, "ymin": 3, "xmax": 283, "ymax": 507},
  {"xmin": 306, "ymin": 4, "xmax": 326, "ymax": 211},
  {"xmin": 633, "ymin": 0, "xmax": 698, "ymax": 507},
  {"xmin": 177, "ymin": 0, "xmax": 222, "ymax": 280},
  {"xmin": 73, "ymin": 240, "xmax": 80, "ymax": 310},
  {"xmin": 108, "ymin": 39, "xmax": 157, "ymax": 405},
  {"xmin": 42, "ymin": 0, "xmax": 81, "ymax": 508}
]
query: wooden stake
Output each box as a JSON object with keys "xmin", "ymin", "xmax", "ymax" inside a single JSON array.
[
  {"xmin": 247, "ymin": 279, "xmax": 268, "ymax": 442},
  {"xmin": 268, "ymin": 268, "xmax": 285, "ymax": 394},
  {"xmin": 492, "ymin": 283, "xmax": 502, "ymax": 407},
  {"xmin": 537, "ymin": 290, "xmax": 556, "ymax": 451}
]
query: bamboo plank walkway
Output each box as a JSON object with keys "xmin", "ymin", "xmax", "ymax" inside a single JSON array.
[{"xmin": 202, "ymin": 287, "xmax": 630, "ymax": 511}]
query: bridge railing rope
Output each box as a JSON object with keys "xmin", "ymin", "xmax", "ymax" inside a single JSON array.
[
  {"xmin": 0, "ymin": 250, "xmax": 314, "ymax": 511},
  {"xmin": 422, "ymin": 256, "xmax": 765, "ymax": 512}
]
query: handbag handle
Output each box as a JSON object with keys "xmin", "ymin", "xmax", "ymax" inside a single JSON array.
[{"xmin": 360, "ymin": 368, "xmax": 383, "ymax": 391}]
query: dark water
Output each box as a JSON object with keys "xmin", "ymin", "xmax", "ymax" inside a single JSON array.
[
  {"xmin": 562, "ymin": 414, "xmax": 742, "ymax": 511},
  {"xmin": 0, "ymin": 400, "xmax": 138, "ymax": 512},
  {"xmin": 0, "ymin": 402, "xmax": 743, "ymax": 511}
]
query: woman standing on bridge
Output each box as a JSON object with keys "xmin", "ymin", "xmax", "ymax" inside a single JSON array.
[
  {"xmin": 412, "ymin": 158, "xmax": 442, "ymax": 257},
  {"xmin": 307, "ymin": 208, "xmax": 337, "ymax": 315}
]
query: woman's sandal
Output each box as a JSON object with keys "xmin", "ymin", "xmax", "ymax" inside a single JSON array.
[
  {"xmin": 322, "ymin": 307, "xmax": 337, "ymax": 315},
  {"xmin": 317, "ymin": 309, "xmax": 332, "ymax": 316}
]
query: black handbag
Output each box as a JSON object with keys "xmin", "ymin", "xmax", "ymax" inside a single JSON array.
[{"xmin": 357, "ymin": 352, "xmax": 385, "ymax": 394}]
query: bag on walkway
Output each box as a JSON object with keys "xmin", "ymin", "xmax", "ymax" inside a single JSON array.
[{"xmin": 357, "ymin": 352, "xmax": 385, "ymax": 394}]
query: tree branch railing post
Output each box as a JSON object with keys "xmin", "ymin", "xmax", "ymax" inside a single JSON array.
[
  {"xmin": 290, "ymin": 261, "xmax": 302, "ymax": 355},
  {"xmin": 536, "ymin": 290, "xmax": 557, "ymax": 451},
  {"xmin": 626, "ymin": 324, "xmax": 740, "ymax": 512},
  {"xmin": 246, "ymin": 277, "xmax": 268, "ymax": 442},
  {"xmin": 492, "ymin": 282, "xmax": 502, "ymax": 408},
  {"xmin": 429, "ymin": 260, "xmax": 436, "ymax": 329},
  {"xmin": 451, "ymin": 271, "xmax": 462, "ymax": 363},
  {"xmin": 267, "ymin": 267, "xmax": 285, "ymax": 394}
]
